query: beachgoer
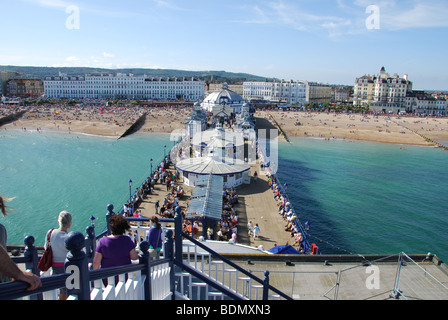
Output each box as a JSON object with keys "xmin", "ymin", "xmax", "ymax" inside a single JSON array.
[
  {"xmin": 253, "ymin": 224, "xmax": 260, "ymax": 239},
  {"xmin": 247, "ymin": 221, "xmax": 253, "ymax": 236},
  {"xmin": 207, "ymin": 227, "xmax": 213, "ymax": 240},
  {"xmin": 93, "ymin": 215, "xmax": 138, "ymax": 271},
  {"xmin": 155, "ymin": 200, "xmax": 160, "ymax": 215},
  {"xmin": 44, "ymin": 210, "xmax": 72, "ymax": 300},
  {"xmin": 146, "ymin": 216, "xmax": 163, "ymax": 259}
]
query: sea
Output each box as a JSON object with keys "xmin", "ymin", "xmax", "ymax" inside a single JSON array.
[{"xmin": 1, "ymin": 130, "xmax": 447, "ymax": 261}]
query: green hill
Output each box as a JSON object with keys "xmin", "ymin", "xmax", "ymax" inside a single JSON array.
[{"xmin": 0, "ymin": 65, "xmax": 269, "ymax": 83}]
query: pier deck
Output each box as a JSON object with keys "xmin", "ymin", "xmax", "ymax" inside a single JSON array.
[
  {"xmin": 136, "ymin": 161, "xmax": 294, "ymax": 252},
  {"xmin": 228, "ymin": 257, "xmax": 448, "ymax": 300}
]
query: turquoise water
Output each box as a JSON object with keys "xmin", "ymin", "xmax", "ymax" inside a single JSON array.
[
  {"xmin": 276, "ymin": 138, "xmax": 448, "ymax": 260},
  {"xmin": 0, "ymin": 130, "xmax": 171, "ymax": 246},
  {"xmin": 1, "ymin": 131, "xmax": 447, "ymax": 261}
]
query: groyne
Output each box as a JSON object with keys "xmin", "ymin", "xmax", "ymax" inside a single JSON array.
[
  {"xmin": 118, "ymin": 112, "xmax": 147, "ymax": 139},
  {"xmin": 392, "ymin": 120, "xmax": 448, "ymax": 150},
  {"xmin": 266, "ymin": 112, "xmax": 290, "ymax": 143},
  {"xmin": 0, "ymin": 111, "xmax": 27, "ymax": 127}
]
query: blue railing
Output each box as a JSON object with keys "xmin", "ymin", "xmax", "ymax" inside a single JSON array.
[{"xmin": 0, "ymin": 211, "xmax": 291, "ymax": 300}]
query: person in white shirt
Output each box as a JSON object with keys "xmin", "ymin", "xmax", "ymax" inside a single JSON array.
[{"xmin": 44, "ymin": 210, "xmax": 72, "ymax": 300}]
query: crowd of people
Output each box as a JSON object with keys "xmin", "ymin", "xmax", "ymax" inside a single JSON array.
[
  {"xmin": 216, "ymin": 187, "xmax": 240, "ymax": 242},
  {"xmin": 267, "ymin": 172, "xmax": 305, "ymax": 253}
]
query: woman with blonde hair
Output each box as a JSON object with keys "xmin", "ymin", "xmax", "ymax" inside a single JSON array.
[{"xmin": 44, "ymin": 210, "xmax": 73, "ymax": 300}]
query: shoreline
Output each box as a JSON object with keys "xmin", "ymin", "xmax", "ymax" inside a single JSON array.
[{"xmin": 2, "ymin": 106, "xmax": 448, "ymax": 147}]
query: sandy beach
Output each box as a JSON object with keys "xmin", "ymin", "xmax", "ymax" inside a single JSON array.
[
  {"xmin": 2, "ymin": 104, "xmax": 448, "ymax": 147},
  {"xmin": 0, "ymin": 104, "xmax": 192, "ymax": 137},
  {"xmin": 258, "ymin": 110, "xmax": 448, "ymax": 147}
]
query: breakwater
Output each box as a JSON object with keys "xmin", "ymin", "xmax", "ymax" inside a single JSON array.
[
  {"xmin": 392, "ymin": 119, "xmax": 448, "ymax": 150},
  {"xmin": 118, "ymin": 112, "xmax": 147, "ymax": 139},
  {"xmin": 266, "ymin": 112, "xmax": 290, "ymax": 143},
  {"xmin": 0, "ymin": 111, "xmax": 27, "ymax": 127}
]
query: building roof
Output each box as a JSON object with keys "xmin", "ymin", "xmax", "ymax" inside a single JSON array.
[
  {"xmin": 202, "ymin": 83, "xmax": 245, "ymax": 106},
  {"xmin": 186, "ymin": 175, "xmax": 223, "ymax": 221},
  {"xmin": 191, "ymin": 127, "xmax": 245, "ymax": 148},
  {"xmin": 175, "ymin": 157, "xmax": 250, "ymax": 176}
]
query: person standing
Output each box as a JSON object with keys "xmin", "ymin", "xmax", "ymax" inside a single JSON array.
[
  {"xmin": 44, "ymin": 210, "xmax": 72, "ymax": 300},
  {"xmin": 247, "ymin": 220, "xmax": 254, "ymax": 236},
  {"xmin": 93, "ymin": 215, "xmax": 138, "ymax": 270},
  {"xmin": 155, "ymin": 200, "xmax": 160, "ymax": 215},
  {"xmin": 253, "ymin": 224, "xmax": 260, "ymax": 240},
  {"xmin": 146, "ymin": 216, "xmax": 163, "ymax": 259}
]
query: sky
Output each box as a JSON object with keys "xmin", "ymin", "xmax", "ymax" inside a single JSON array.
[{"xmin": 1, "ymin": 0, "xmax": 448, "ymax": 90}]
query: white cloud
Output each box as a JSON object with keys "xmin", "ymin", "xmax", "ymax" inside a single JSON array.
[
  {"xmin": 66, "ymin": 56, "xmax": 80, "ymax": 62},
  {"xmin": 22, "ymin": 0, "xmax": 71, "ymax": 9},
  {"xmin": 237, "ymin": 0, "xmax": 354, "ymax": 35},
  {"xmin": 152, "ymin": 0, "xmax": 188, "ymax": 11},
  {"xmin": 353, "ymin": 0, "xmax": 448, "ymax": 30},
  {"xmin": 382, "ymin": 2, "xmax": 448, "ymax": 29},
  {"xmin": 103, "ymin": 52, "xmax": 115, "ymax": 58}
]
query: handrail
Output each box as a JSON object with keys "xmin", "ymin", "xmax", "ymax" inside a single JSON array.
[
  {"xmin": 0, "ymin": 254, "xmax": 171, "ymax": 301},
  {"xmin": 173, "ymin": 259, "xmax": 245, "ymax": 300},
  {"xmin": 181, "ymin": 232, "xmax": 293, "ymax": 300},
  {"xmin": 0, "ymin": 274, "xmax": 69, "ymax": 300}
]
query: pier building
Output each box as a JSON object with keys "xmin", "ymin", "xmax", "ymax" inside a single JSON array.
[{"xmin": 201, "ymin": 83, "xmax": 245, "ymax": 116}]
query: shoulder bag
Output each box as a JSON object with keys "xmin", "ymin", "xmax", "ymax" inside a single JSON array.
[{"xmin": 38, "ymin": 229, "xmax": 55, "ymax": 272}]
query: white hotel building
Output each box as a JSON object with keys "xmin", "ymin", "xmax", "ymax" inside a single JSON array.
[
  {"xmin": 243, "ymin": 80, "xmax": 307, "ymax": 105},
  {"xmin": 44, "ymin": 73, "xmax": 205, "ymax": 101}
]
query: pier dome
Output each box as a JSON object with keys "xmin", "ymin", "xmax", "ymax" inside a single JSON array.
[{"xmin": 201, "ymin": 83, "xmax": 245, "ymax": 114}]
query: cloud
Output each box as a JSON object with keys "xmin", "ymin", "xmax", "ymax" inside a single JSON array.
[
  {"xmin": 236, "ymin": 0, "xmax": 354, "ymax": 36},
  {"xmin": 236, "ymin": 0, "xmax": 448, "ymax": 39},
  {"xmin": 353, "ymin": 0, "xmax": 448, "ymax": 30},
  {"xmin": 66, "ymin": 56, "xmax": 80, "ymax": 62},
  {"xmin": 382, "ymin": 2, "xmax": 448, "ymax": 29},
  {"xmin": 152, "ymin": 0, "xmax": 188, "ymax": 11},
  {"xmin": 22, "ymin": 0, "xmax": 71, "ymax": 9},
  {"xmin": 103, "ymin": 52, "xmax": 115, "ymax": 58}
]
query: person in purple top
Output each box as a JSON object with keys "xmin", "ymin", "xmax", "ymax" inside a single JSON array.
[
  {"xmin": 93, "ymin": 215, "xmax": 139, "ymax": 270},
  {"xmin": 146, "ymin": 216, "xmax": 163, "ymax": 259}
]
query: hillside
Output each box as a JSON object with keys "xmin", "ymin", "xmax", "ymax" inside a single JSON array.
[{"xmin": 0, "ymin": 65, "xmax": 269, "ymax": 83}]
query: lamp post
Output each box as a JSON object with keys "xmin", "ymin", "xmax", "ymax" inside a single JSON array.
[
  {"xmin": 164, "ymin": 145, "xmax": 167, "ymax": 158},
  {"xmin": 150, "ymin": 158, "xmax": 153, "ymax": 176},
  {"xmin": 129, "ymin": 179, "xmax": 133, "ymax": 203},
  {"xmin": 89, "ymin": 215, "xmax": 96, "ymax": 227}
]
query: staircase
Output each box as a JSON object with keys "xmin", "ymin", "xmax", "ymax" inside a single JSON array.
[{"xmin": 171, "ymin": 235, "xmax": 289, "ymax": 300}]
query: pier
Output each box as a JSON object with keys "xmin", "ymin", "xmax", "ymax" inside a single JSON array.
[{"xmin": 2, "ymin": 111, "xmax": 448, "ymax": 301}]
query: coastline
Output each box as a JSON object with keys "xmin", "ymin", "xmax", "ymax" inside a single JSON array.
[{"xmin": 2, "ymin": 106, "xmax": 448, "ymax": 147}]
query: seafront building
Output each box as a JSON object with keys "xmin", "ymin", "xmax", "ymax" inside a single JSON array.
[
  {"xmin": 43, "ymin": 72, "xmax": 205, "ymax": 101},
  {"xmin": 405, "ymin": 91, "xmax": 447, "ymax": 116},
  {"xmin": 305, "ymin": 81, "xmax": 333, "ymax": 106},
  {"xmin": 243, "ymin": 80, "xmax": 333, "ymax": 106},
  {"xmin": 5, "ymin": 78, "xmax": 44, "ymax": 98},
  {"xmin": 353, "ymin": 67, "xmax": 413, "ymax": 113},
  {"xmin": 243, "ymin": 80, "xmax": 307, "ymax": 105}
]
